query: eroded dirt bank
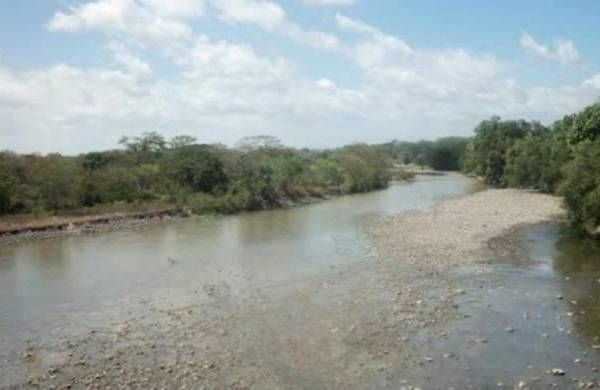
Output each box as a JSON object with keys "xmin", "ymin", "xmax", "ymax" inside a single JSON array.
[{"xmin": 5, "ymin": 186, "xmax": 600, "ymax": 389}]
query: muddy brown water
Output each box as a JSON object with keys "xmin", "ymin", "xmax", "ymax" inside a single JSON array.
[{"xmin": 1, "ymin": 174, "xmax": 600, "ymax": 389}]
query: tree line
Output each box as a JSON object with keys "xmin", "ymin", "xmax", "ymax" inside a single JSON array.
[
  {"xmin": 0, "ymin": 134, "xmax": 392, "ymax": 216},
  {"xmin": 462, "ymin": 103, "xmax": 600, "ymax": 238},
  {"xmin": 375, "ymin": 137, "xmax": 470, "ymax": 171},
  {"xmin": 2, "ymin": 103, "xmax": 597, "ymax": 238}
]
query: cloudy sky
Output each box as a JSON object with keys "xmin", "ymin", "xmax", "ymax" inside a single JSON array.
[{"xmin": 1, "ymin": 0, "xmax": 600, "ymax": 154}]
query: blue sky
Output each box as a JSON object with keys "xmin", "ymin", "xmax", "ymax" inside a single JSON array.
[{"xmin": 1, "ymin": 0, "xmax": 599, "ymax": 154}]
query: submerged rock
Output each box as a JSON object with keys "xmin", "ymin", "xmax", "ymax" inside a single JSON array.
[{"xmin": 551, "ymin": 368, "xmax": 565, "ymax": 376}]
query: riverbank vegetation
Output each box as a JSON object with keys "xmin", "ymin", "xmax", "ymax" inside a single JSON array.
[
  {"xmin": 463, "ymin": 103, "xmax": 600, "ymax": 238},
  {"xmin": 2, "ymin": 103, "xmax": 598, "ymax": 239},
  {"xmin": 375, "ymin": 137, "xmax": 470, "ymax": 171},
  {"xmin": 0, "ymin": 135, "xmax": 393, "ymax": 219}
]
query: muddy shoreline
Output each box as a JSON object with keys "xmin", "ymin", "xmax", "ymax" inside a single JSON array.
[{"xmin": 0, "ymin": 196, "xmax": 329, "ymax": 245}]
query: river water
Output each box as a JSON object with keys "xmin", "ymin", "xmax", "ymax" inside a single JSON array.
[
  {"xmin": 1, "ymin": 174, "xmax": 599, "ymax": 388},
  {"xmin": 0, "ymin": 175, "xmax": 476, "ymax": 349}
]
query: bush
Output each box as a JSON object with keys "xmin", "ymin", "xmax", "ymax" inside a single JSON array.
[
  {"xmin": 504, "ymin": 134, "xmax": 569, "ymax": 193},
  {"xmin": 0, "ymin": 167, "xmax": 16, "ymax": 214},
  {"xmin": 559, "ymin": 140, "xmax": 600, "ymax": 236}
]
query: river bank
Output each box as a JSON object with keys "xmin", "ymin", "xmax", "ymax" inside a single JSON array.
[
  {"xmin": 370, "ymin": 188, "xmax": 565, "ymax": 268},
  {"xmin": 0, "ymin": 194, "xmax": 331, "ymax": 245}
]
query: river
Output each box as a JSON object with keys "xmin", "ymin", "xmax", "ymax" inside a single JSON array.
[{"xmin": 1, "ymin": 174, "xmax": 599, "ymax": 388}]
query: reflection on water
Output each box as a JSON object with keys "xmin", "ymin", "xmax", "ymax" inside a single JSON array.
[
  {"xmin": 409, "ymin": 224, "xmax": 600, "ymax": 389},
  {"xmin": 519, "ymin": 224, "xmax": 600, "ymax": 344},
  {"xmin": 0, "ymin": 175, "xmax": 477, "ymax": 346},
  {"xmin": 552, "ymin": 228, "xmax": 600, "ymax": 344}
]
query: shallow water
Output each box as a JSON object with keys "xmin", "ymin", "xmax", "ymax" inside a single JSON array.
[
  {"xmin": 0, "ymin": 175, "xmax": 476, "ymax": 349},
  {"xmin": 2, "ymin": 175, "xmax": 599, "ymax": 388},
  {"xmin": 412, "ymin": 224, "xmax": 600, "ymax": 388}
]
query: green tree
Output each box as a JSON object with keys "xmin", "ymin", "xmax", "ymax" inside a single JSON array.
[
  {"xmin": 0, "ymin": 166, "xmax": 16, "ymax": 214},
  {"xmin": 169, "ymin": 135, "xmax": 198, "ymax": 149},
  {"xmin": 429, "ymin": 137, "xmax": 469, "ymax": 171},
  {"xmin": 559, "ymin": 140, "xmax": 600, "ymax": 236},
  {"xmin": 568, "ymin": 103, "xmax": 600, "ymax": 144},
  {"xmin": 119, "ymin": 131, "xmax": 166, "ymax": 154},
  {"xmin": 82, "ymin": 152, "xmax": 111, "ymax": 171},
  {"xmin": 166, "ymin": 146, "xmax": 228, "ymax": 193},
  {"xmin": 32, "ymin": 155, "xmax": 82, "ymax": 211},
  {"xmin": 504, "ymin": 133, "xmax": 569, "ymax": 193},
  {"xmin": 464, "ymin": 117, "xmax": 545, "ymax": 185}
]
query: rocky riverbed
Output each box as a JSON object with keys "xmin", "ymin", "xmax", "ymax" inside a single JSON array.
[
  {"xmin": 3, "ymin": 184, "xmax": 600, "ymax": 389},
  {"xmin": 369, "ymin": 188, "xmax": 564, "ymax": 267}
]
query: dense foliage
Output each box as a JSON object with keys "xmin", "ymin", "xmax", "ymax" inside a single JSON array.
[
  {"xmin": 463, "ymin": 103, "xmax": 600, "ymax": 238},
  {"xmin": 375, "ymin": 137, "xmax": 470, "ymax": 171},
  {"xmin": 0, "ymin": 133, "xmax": 392, "ymax": 217}
]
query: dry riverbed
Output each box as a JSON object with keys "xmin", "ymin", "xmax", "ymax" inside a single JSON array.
[
  {"xmin": 5, "ymin": 185, "xmax": 600, "ymax": 389},
  {"xmin": 370, "ymin": 188, "xmax": 564, "ymax": 267}
]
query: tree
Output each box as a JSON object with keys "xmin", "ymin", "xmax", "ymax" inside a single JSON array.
[
  {"xmin": 119, "ymin": 131, "xmax": 166, "ymax": 154},
  {"xmin": 463, "ymin": 117, "xmax": 546, "ymax": 185},
  {"xmin": 0, "ymin": 166, "xmax": 16, "ymax": 214},
  {"xmin": 568, "ymin": 103, "xmax": 600, "ymax": 145},
  {"xmin": 32, "ymin": 155, "xmax": 82, "ymax": 211},
  {"xmin": 504, "ymin": 133, "xmax": 570, "ymax": 193},
  {"xmin": 559, "ymin": 140, "xmax": 600, "ymax": 236},
  {"xmin": 169, "ymin": 135, "xmax": 198, "ymax": 149},
  {"xmin": 82, "ymin": 152, "xmax": 110, "ymax": 171},
  {"xmin": 166, "ymin": 146, "xmax": 228, "ymax": 193},
  {"xmin": 428, "ymin": 137, "xmax": 469, "ymax": 171},
  {"xmin": 229, "ymin": 152, "xmax": 279, "ymax": 209},
  {"xmin": 337, "ymin": 144, "xmax": 389, "ymax": 193}
]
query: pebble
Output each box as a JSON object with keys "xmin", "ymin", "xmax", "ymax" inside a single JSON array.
[{"xmin": 551, "ymin": 368, "xmax": 565, "ymax": 376}]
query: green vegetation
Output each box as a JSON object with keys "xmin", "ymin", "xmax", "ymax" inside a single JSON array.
[
  {"xmin": 375, "ymin": 137, "xmax": 470, "ymax": 171},
  {"xmin": 463, "ymin": 103, "xmax": 600, "ymax": 238},
  {"xmin": 0, "ymin": 134, "xmax": 394, "ymax": 218},
  {"xmin": 4, "ymin": 103, "xmax": 599, "ymax": 239}
]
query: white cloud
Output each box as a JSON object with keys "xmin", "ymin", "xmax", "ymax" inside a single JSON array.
[
  {"xmin": 210, "ymin": 0, "xmax": 343, "ymax": 51},
  {"xmin": 184, "ymin": 35, "xmax": 292, "ymax": 81},
  {"xmin": 2, "ymin": 5, "xmax": 600, "ymax": 154},
  {"xmin": 47, "ymin": 0, "xmax": 198, "ymax": 45},
  {"xmin": 108, "ymin": 41, "xmax": 152, "ymax": 75},
  {"xmin": 520, "ymin": 32, "xmax": 581, "ymax": 66},
  {"xmin": 48, "ymin": 0, "xmax": 343, "ymax": 53},
  {"xmin": 335, "ymin": 13, "xmax": 378, "ymax": 35},
  {"xmin": 141, "ymin": 0, "xmax": 205, "ymax": 17},
  {"xmin": 316, "ymin": 78, "xmax": 335, "ymax": 89},
  {"xmin": 555, "ymin": 39, "xmax": 580, "ymax": 66},
  {"xmin": 300, "ymin": 0, "xmax": 354, "ymax": 6},
  {"xmin": 210, "ymin": 0, "xmax": 285, "ymax": 30},
  {"xmin": 583, "ymin": 74, "xmax": 600, "ymax": 89}
]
